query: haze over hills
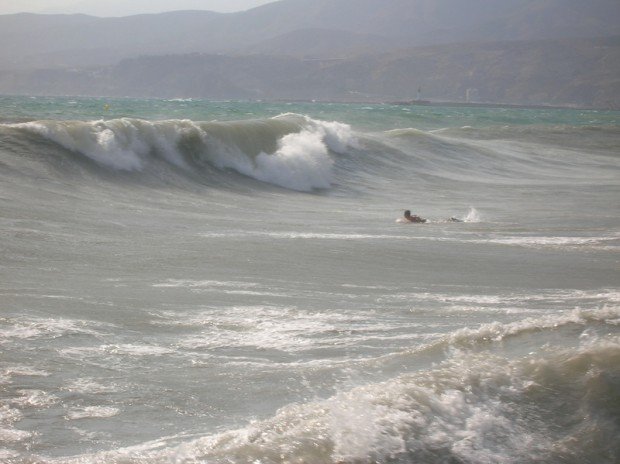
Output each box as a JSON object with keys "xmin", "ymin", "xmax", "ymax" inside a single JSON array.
[{"xmin": 0, "ymin": 0, "xmax": 619, "ymax": 107}]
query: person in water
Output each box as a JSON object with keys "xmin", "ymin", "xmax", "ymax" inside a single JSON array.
[{"xmin": 404, "ymin": 210, "xmax": 427, "ymax": 223}]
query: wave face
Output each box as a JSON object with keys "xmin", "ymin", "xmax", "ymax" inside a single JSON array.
[{"xmin": 5, "ymin": 114, "xmax": 355, "ymax": 191}]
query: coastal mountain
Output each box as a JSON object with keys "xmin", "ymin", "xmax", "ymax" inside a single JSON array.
[
  {"xmin": 1, "ymin": 0, "xmax": 619, "ymax": 68},
  {"xmin": 0, "ymin": 0, "xmax": 619, "ymax": 107},
  {"xmin": 2, "ymin": 36, "xmax": 618, "ymax": 108}
]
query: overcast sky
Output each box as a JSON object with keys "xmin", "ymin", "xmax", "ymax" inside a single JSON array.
[{"xmin": 0, "ymin": 0, "xmax": 277, "ymax": 16}]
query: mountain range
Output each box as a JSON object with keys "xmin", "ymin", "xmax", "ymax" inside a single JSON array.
[{"xmin": 0, "ymin": 0, "xmax": 619, "ymax": 107}]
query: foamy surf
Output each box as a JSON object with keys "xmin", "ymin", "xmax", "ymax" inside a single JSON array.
[
  {"xmin": 48, "ymin": 329, "xmax": 620, "ymax": 464},
  {"xmin": 65, "ymin": 407, "xmax": 120, "ymax": 421}
]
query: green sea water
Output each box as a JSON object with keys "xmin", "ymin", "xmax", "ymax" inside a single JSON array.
[{"xmin": 3, "ymin": 95, "xmax": 618, "ymax": 129}]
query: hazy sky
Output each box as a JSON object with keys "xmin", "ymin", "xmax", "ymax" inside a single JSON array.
[{"xmin": 0, "ymin": 0, "xmax": 277, "ymax": 16}]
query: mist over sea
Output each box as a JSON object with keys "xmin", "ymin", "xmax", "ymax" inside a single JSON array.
[{"xmin": 1, "ymin": 96, "xmax": 619, "ymax": 463}]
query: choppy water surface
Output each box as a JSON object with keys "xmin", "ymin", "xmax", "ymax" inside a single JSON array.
[{"xmin": 1, "ymin": 96, "xmax": 619, "ymax": 463}]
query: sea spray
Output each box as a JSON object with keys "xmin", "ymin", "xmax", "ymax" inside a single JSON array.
[{"xmin": 464, "ymin": 207, "xmax": 480, "ymax": 222}]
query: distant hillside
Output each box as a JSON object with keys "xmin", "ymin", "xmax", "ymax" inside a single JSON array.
[
  {"xmin": 0, "ymin": 0, "xmax": 619, "ymax": 69},
  {"xmin": 0, "ymin": 11, "xmax": 224, "ymax": 69},
  {"xmin": 245, "ymin": 28, "xmax": 401, "ymax": 57},
  {"xmin": 1, "ymin": 37, "xmax": 618, "ymax": 108}
]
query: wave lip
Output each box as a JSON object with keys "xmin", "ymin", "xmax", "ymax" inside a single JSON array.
[
  {"xmin": 246, "ymin": 126, "xmax": 334, "ymax": 191},
  {"xmin": 14, "ymin": 119, "xmax": 149, "ymax": 171}
]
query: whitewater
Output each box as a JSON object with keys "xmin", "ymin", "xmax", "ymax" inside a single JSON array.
[{"xmin": 0, "ymin": 96, "xmax": 619, "ymax": 464}]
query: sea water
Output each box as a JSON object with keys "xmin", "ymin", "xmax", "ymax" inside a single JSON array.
[{"xmin": 0, "ymin": 96, "xmax": 619, "ymax": 463}]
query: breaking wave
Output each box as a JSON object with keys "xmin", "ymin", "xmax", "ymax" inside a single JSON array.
[
  {"xmin": 49, "ymin": 307, "xmax": 620, "ymax": 464},
  {"xmin": 5, "ymin": 114, "xmax": 355, "ymax": 192}
]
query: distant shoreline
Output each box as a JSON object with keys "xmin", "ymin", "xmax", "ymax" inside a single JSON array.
[
  {"xmin": 271, "ymin": 97, "xmax": 610, "ymax": 111},
  {"xmin": 387, "ymin": 99, "xmax": 597, "ymax": 111}
]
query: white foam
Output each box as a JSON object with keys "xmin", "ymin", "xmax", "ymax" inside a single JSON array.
[
  {"xmin": 2, "ymin": 366, "xmax": 50, "ymax": 378},
  {"xmin": 153, "ymin": 305, "xmax": 400, "ymax": 353},
  {"xmin": 14, "ymin": 118, "xmax": 223, "ymax": 173},
  {"xmin": 463, "ymin": 207, "xmax": 481, "ymax": 223},
  {"xmin": 103, "ymin": 344, "xmax": 175, "ymax": 356},
  {"xmin": 47, "ymin": 330, "xmax": 620, "ymax": 463},
  {"xmin": 66, "ymin": 406, "xmax": 120, "ymax": 420},
  {"xmin": 153, "ymin": 279, "xmax": 259, "ymax": 289},
  {"xmin": 0, "ymin": 405, "xmax": 27, "ymax": 444},
  {"xmin": 0, "ymin": 449, "xmax": 20, "ymax": 460},
  {"xmin": 198, "ymin": 230, "xmax": 432, "ymax": 241},
  {"xmin": 375, "ymin": 305, "xmax": 620, "ymax": 369},
  {"xmin": 0, "ymin": 317, "xmax": 106, "ymax": 343},
  {"xmin": 0, "ymin": 405, "xmax": 22, "ymax": 423},
  {"xmin": 485, "ymin": 237, "xmax": 618, "ymax": 252},
  {"xmin": 153, "ymin": 279, "xmax": 288, "ymax": 296},
  {"xmin": 312, "ymin": 118, "xmax": 358, "ymax": 154},
  {"xmin": 252, "ymin": 129, "xmax": 334, "ymax": 191},
  {"xmin": 446, "ymin": 306, "xmax": 620, "ymax": 346},
  {"xmin": 16, "ymin": 119, "xmax": 145, "ymax": 170},
  {"xmin": 173, "ymin": 305, "xmax": 352, "ymax": 351},
  {"xmin": 196, "ymin": 229, "xmax": 618, "ymax": 253},
  {"xmin": 12, "ymin": 389, "xmax": 58, "ymax": 408},
  {"xmin": 204, "ymin": 114, "xmax": 355, "ymax": 191},
  {"xmin": 64, "ymin": 378, "xmax": 119, "ymax": 394},
  {"xmin": 70, "ymin": 344, "xmax": 173, "ymax": 357},
  {"xmin": 0, "ymin": 427, "xmax": 32, "ymax": 442},
  {"xmin": 381, "ymin": 288, "xmax": 620, "ymax": 308}
]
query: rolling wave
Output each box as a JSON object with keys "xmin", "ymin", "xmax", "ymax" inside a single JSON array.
[{"xmin": 2, "ymin": 114, "xmax": 617, "ymax": 193}]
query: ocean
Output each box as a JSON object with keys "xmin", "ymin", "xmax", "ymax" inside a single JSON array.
[{"xmin": 1, "ymin": 95, "xmax": 619, "ymax": 463}]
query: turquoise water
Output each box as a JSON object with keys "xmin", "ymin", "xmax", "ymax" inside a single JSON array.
[
  {"xmin": 1, "ymin": 96, "xmax": 619, "ymax": 463},
  {"xmin": 3, "ymin": 95, "xmax": 618, "ymax": 129}
]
